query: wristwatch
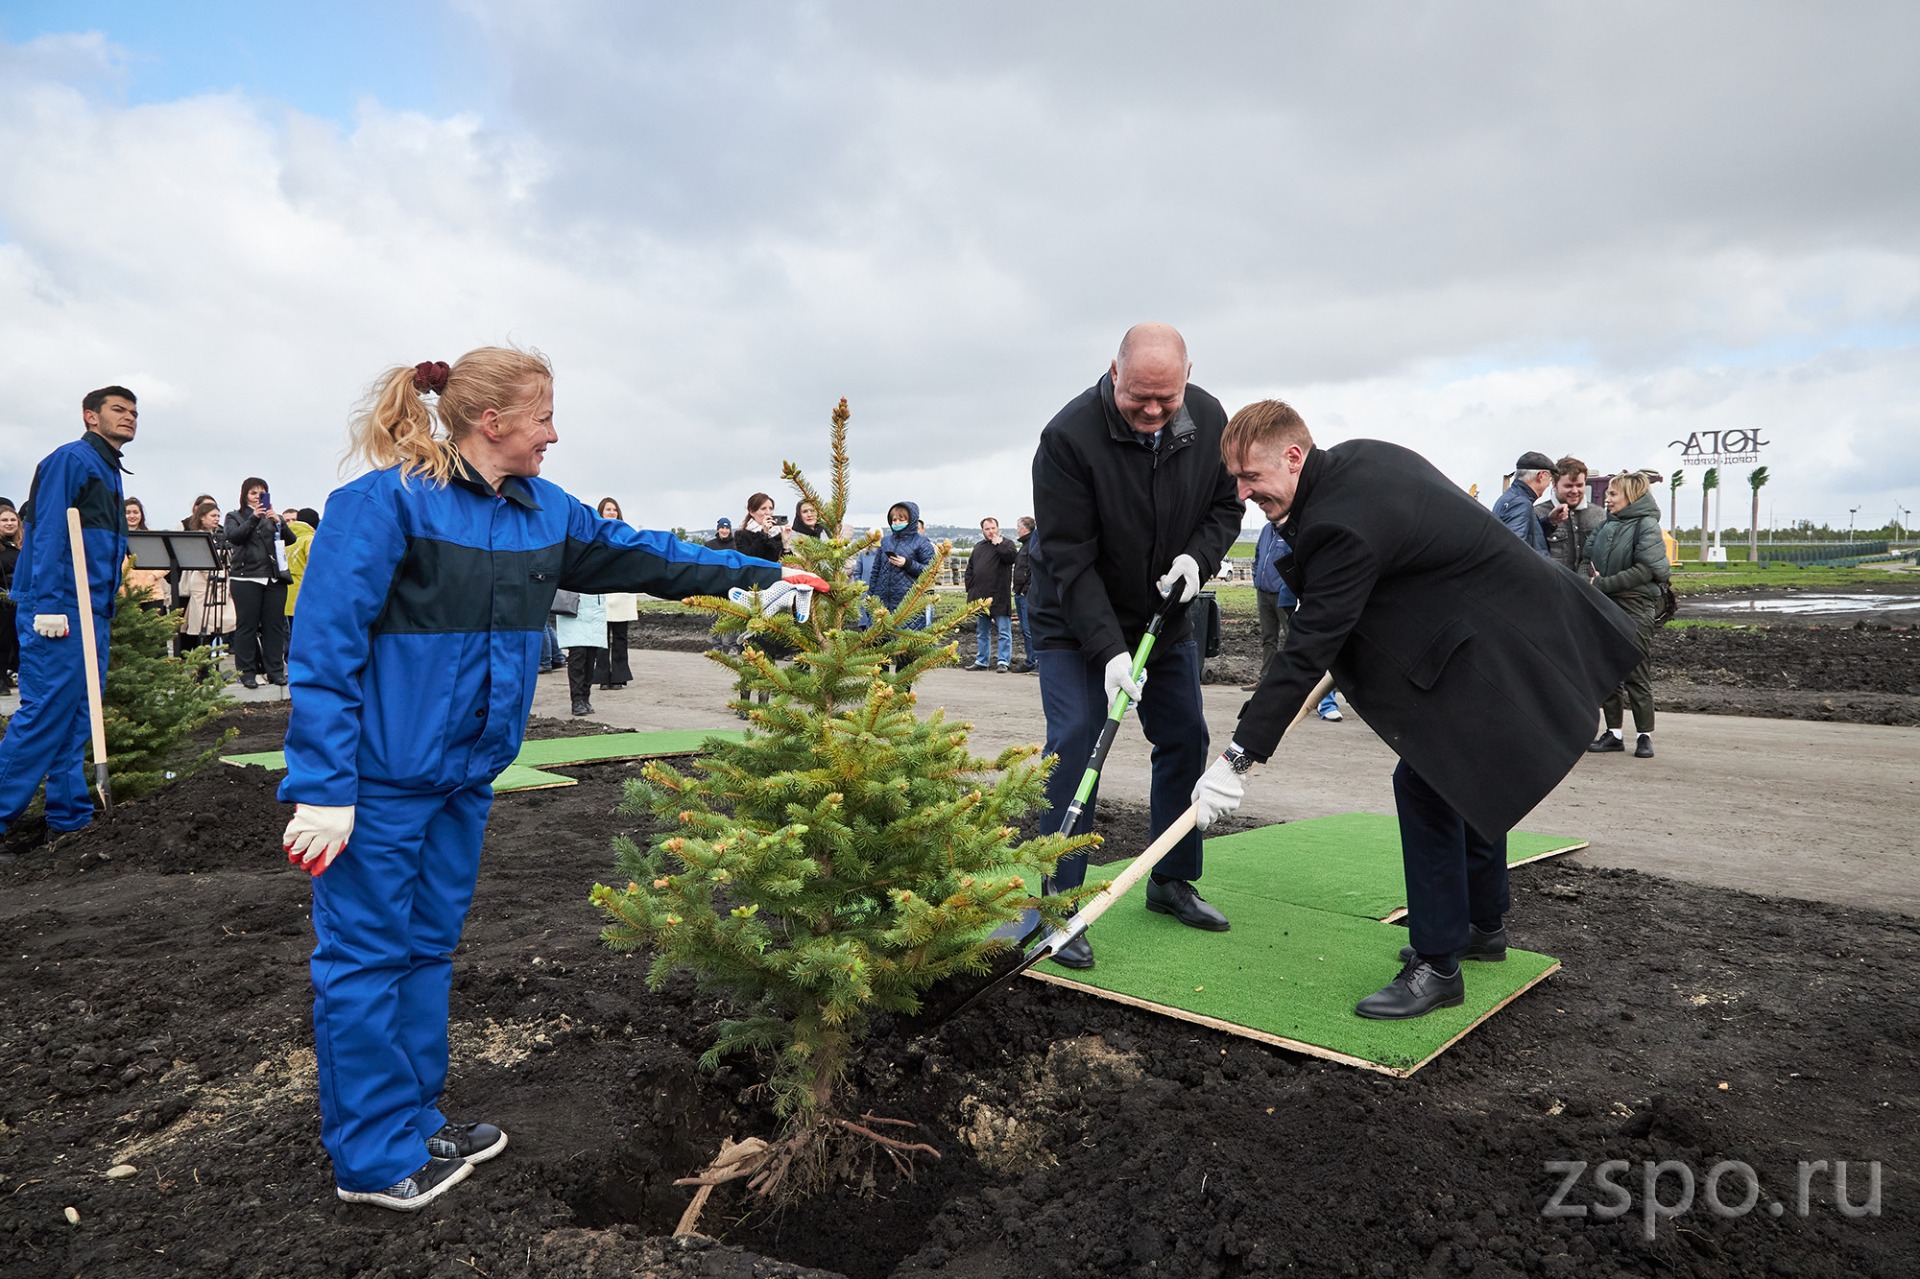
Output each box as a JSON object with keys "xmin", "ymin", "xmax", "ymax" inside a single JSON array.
[{"xmin": 1221, "ymin": 743, "xmax": 1255, "ymax": 775}]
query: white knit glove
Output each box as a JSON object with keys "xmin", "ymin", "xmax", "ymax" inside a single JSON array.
[
  {"xmin": 729, "ymin": 581, "xmax": 815, "ymax": 623},
  {"xmin": 1191, "ymin": 754, "xmax": 1246, "ymax": 832},
  {"xmin": 34, "ymin": 614, "xmax": 70, "ymax": 639},
  {"xmin": 1155, "ymin": 554, "xmax": 1201, "ymax": 606},
  {"xmin": 1103, "ymin": 652, "xmax": 1146, "ymax": 712},
  {"xmin": 283, "ymin": 804, "xmax": 356, "ymax": 876}
]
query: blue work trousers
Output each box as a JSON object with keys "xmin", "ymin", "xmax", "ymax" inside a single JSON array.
[
  {"xmin": 1038, "ymin": 638, "xmax": 1206, "ymax": 890},
  {"xmin": 1014, "ymin": 594, "xmax": 1035, "ymax": 664},
  {"xmin": 972, "ymin": 613, "xmax": 1012, "ymax": 667},
  {"xmin": 1392, "ymin": 760, "xmax": 1510, "ymax": 962},
  {"xmin": 309, "ymin": 781, "xmax": 492, "ymax": 1192},
  {"xmin": 0, "ymin": 618, "xmax": 108, "ymax": 832}
]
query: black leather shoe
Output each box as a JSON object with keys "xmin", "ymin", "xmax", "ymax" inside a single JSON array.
[
  {"xmin": 570, "ymin": 699, "xmax": 593, "ymax": 716},
  {"xmin": 1355, "ymin": 959, "xmax": 1465, "ymax": 1020},
  {"xmin": 1634, "ymin": 734, "xmax": 1655, "ymax": 758},
  {"xmin": 1587, "ymin": 733, "xmax": 1624, "ymax": 752},
  {"xmin": 267, "ymin": 670, "xmax": 289, "ymax": 686},
  {"xmin": 1145, "ymin": 878, "xmax": 1230, "ymax": 931},
  {"xmin": 240, "ymin": 673, "xmax": 258, "ymax": 689},
  {"xmin": 1050, "ymin": 932, "xmax": 1095, "ymax": 969},
  {"xmin": 1400, "ymin": 923, "xmax": 1507, "ymax": 966}
]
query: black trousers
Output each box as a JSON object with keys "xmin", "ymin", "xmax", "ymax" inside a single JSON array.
[
  {"xmin": 594, "ymin": 622, "xmax": 631, "ymax": 686},
  {"xmin": 567, "ymin": 646, "xmax": 603, "ymax": 706},
  {"xmin": 1393, "ymin": 760, "xmax": 1510, "ymax": 962},
  {"xmin": 230, "ymin": 580, "xmax": 289, "ymax": 677}
]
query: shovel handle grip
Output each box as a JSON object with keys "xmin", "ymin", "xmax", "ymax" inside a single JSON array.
[{"xmin": 1041, "ymin": 671, "xmax": 1336, "ymax": 950}]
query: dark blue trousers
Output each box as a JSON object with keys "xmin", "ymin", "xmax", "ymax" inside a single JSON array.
[
  {"xmin": 0, "ymin": 618, "xmax": 107, "ymax": 832},
  {"xmin": 1392, "ymin": 760, "xmax": 1510, "ymax": 961},
  {"xmin": 1038, "ymin": 638, "xmax": 1206, "ymax": 890},
  {"xmin": 310, "ymin": 781, "xmax": 491, "ymax": 1191}
]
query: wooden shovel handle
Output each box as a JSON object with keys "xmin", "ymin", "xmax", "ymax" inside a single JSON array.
[
  {"xmin": 1061, "ymin": 671, "xmax": 1336, "ymax": 937},
  {"xmin": 66, "ymin": 509, "xmax": 110, "ymax": 772}
]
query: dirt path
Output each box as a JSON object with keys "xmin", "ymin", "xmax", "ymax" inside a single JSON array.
[{"xmin": 536, "ymin": 649, "xmax": 1920, "ymax": 917}]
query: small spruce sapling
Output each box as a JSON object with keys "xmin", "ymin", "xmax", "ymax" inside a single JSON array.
[
  {"xmin": 101, "ymin": 585, "xmax": 232, "ymax": 801},
  {"xmin": 590, "ymin": 399, "xmax": 1089, "ymax": 1193}
]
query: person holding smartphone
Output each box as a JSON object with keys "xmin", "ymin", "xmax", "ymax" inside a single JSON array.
[{"xmin": 225, "ymin": 476, "xmax": 295, "ymax": 687}]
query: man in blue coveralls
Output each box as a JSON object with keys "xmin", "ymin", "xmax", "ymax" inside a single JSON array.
[{"xmin": 0, "ymin": 387, "xmax": 136, "ymax": 846}]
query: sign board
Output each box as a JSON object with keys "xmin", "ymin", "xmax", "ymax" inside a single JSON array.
[{"xmin": 1668, "ymin": 429, "xmax": 1768, "ymax": 468}]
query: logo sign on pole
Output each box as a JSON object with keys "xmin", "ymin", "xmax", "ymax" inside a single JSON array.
[{"xmin": 1668, "ymin": 429, "xmax": 1769, "ymax": 468}]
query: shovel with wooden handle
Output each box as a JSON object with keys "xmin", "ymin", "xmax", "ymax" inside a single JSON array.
[
  {"xmin": 65, "ymin": 508, "xmax": 112, "ymax": 818},
  {"xmin": 915, "ymin": 671, "xmax": 1336, "ymax": 1029}
]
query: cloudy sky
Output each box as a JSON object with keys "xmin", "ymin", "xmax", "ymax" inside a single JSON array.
[{"xmin": 2, "ymin": 1, "xmax": 1915, "ymax": 535}]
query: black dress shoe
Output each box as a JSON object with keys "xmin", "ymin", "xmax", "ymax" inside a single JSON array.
[
  {"xmin": 240, "ymin": 673, "xmax": 258, "ymax": 689},
  {"xmin": 267, "ymin": 670, "xmax": 289, "ymax": 686},
  {"xmin": 1400, "ymin": 923, "xmax": 1507, "ymax": 966},
  {"xmin": 1145, "ymin": 878, "xmax": 1230, "ymax": 931},
  {"xmin": 1355, "ymin": 959, "xmax": 1465, "ymax": 1020},
  {"xmin": 1050, "ymin": 932, "xmax": 1095, "ymax": 969},
  {"xmin": 1587, "ymin": 733, "xmax": 1624, "ymax": 752},
  {"xmin": 1634, "ymin": 734, "xmax": 1655, "ymax": 758}
]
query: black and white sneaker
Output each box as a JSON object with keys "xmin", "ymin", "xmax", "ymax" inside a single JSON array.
[
  {"xmin": 426, "ymin": 1121, "xmax": 509, "ymax": 1165},
  {"xmin": 336, "ymin": 1156, "xmax": 469, "ymax": 1211}
]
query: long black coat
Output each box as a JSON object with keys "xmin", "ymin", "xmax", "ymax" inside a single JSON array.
[{"xmin": 1236, "ymin": 440, "xmax": 1640, "ymax": 837}]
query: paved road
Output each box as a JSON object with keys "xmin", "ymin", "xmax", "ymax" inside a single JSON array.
[{"xmin": 531, "ymin": 649, "xmax": 1920, "ymax": 918}]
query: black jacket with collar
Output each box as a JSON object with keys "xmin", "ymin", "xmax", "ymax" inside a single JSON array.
[
  {"xmin": 1235, "ymin": 439, "xmax": 1640, "ymax": 836},
  {"xmin": 964, "ymin": 534, "xmax": 1016, "ymax": 615},
  {"xmin": 1026, "ymin": 373, "xmax": 1242, "ymax": 662}
]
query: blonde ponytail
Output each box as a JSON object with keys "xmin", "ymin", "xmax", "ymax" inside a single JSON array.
[{"xmin": 346, "ymin": 346, "xmax": 553, "ymax": 486}]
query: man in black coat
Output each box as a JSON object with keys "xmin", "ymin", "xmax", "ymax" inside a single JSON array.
[
  {"xmin": 1028, "ymin": 323, "xmax": 1246, "ymax": 968},
  {"xmin": 964, "ymin": 516, "xmax": 1018, "ymax": 671},
  {"xmin": 1192, "ymin": 400, "xmax": 1639, "ymax": 1018}
]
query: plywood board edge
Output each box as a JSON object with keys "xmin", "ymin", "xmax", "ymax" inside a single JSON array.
[
  {"xmin": 1397, "ymin": 959, "xmax": 1562, "ymax": 1077},
  {"xmin": 1022, "ymin": 968, "xmax": 1411, "ymax": 1077},
  {"xmin": 1509, "ymin": 840, "xmax": 1588, "ymax": 868}
]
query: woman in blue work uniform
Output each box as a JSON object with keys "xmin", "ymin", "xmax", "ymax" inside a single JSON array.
[{"xmin": 280, "ymin": 348, "xmax": 826, "ymax": 1211}]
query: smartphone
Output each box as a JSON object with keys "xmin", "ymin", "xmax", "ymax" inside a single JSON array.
[
  {"xmin": 260, "ymin": 490, "xmax": 272, "ymax": 510},
  {"xmin": 772, "ymin": 515, "xmax": 789, "ymax": 526}
]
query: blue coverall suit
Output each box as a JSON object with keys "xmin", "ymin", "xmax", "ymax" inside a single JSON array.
[
  {"xmin": 0, "ymin": 432, "xmax": 126, "ymax": 833},
  {"xmin": 281, "ymin": 457, "xmax": 782, "ymax": 1192}
]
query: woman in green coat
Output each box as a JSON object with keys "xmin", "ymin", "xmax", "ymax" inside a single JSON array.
[{"xmin": 1581, "ymin": 471, "xmax": 1671, "ymax": 758}]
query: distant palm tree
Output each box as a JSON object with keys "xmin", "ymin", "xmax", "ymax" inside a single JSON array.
[
  {"xmin": 1668, "ymin": 469, "xmax": 1685, "ymax": 537},
  {"xmin": 1700, "ymin": 467, "xmax": 1719, "ymax": 561},
  {"xmin": 1748, "ymin": 466, "xmax": 1770, "ymax": 563}
]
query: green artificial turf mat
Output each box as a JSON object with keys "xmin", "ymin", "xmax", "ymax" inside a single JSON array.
[
  {"xmin": 1029, "ymin": 867, "xmax": 1559, "ymax": 1075},
  {"xmin": 1198, "ymin": 813, "xmax": 1586, "ymax": 922},
  {"xmin": 222, "ymin": 730, "xmax": 746, "ymax": 791}
]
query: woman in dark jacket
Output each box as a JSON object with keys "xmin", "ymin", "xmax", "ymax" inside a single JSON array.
[
  {"xmin": 224, "ymin": 476, "xmax": 297, "ymax": 688},
  {"xmin": 866, "ymin": 500, "xmax": 935, "ymax": 623},
  {"xmin": 1581, "ymin": 471, "xmax": 1671, "ymax": 758},
  {"xmin": 791, "ymin": 499, "xmax": 826, "ymax": 541},
  {"xmin": 0, "ymin": 504, "xmax": 19, "ymax": 693},
  {"xmin": 593, "ymin": 497, "xmax": 635, "ymax": 689},
  {"xmin": 731, "ymin": 493, "xmax": 795, "ymax": 712}
]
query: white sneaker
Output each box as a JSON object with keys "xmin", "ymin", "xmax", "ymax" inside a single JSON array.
[
  {"xmin": 1319, "ymin": 707, "xmax": 1344, "ymax": 722},
  {"xmin": 337, "ymin": 1157, "xmax": 470, "ymax": 1211}
]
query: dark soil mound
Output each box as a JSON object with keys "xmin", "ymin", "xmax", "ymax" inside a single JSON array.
[{"xmin": 3, "ymin": 715, "xmax": 1915, "ymax": 1278}]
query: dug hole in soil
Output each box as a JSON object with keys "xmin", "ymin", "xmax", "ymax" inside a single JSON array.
[{"xmin": 2, "ymin": 702, "xmax": 1916, "ymax": 1278}]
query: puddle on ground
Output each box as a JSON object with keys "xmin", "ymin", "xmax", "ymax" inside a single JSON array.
[{"xmin": 1693, "ymin": 593, "xmax": 1920, "ymax": 616}]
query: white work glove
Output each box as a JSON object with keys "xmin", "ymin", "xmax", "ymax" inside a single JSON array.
[
  {"xmin": 283, "ymin": 804, "xmax": 356, "ymax": 877},
  {"xmin": 1103, "ymin": 652, "xmax": 1146, "ymax": 712},
  {"xmin": 34, "ymin": 614, "xmax": 70, "ymax": 639},
  {"xmin": 1155, "ymin": 554, "xmax": 1201, "ymax": 606},
  {"xmin": 1191, "ymin": 751, "xmax": 1247, "ymax": 832},
  {"xmin": 728, "ymin": 581, "xmax": 815, "ymax": 623}
]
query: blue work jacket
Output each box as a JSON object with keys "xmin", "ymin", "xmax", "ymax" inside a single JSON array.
[
  {"xmin": 12, "ymin": 432, "xmax": 128, "ymax": 618},
  {"xmin": 1252, "ymin": 522, "xmax": 1297, "ymax": 606},
  {"xmin": 281, "ymin": 458, "xmax": 783, "ymax": 804}
]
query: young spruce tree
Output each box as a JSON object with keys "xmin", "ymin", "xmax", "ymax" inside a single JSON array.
[
  {"xmin": 103, "ymin": 586, "xmax": 232, "ymax": 801},
  {"xmin": 590, "ymin": 399, "xmax": 1087, "ymax": 1188}
]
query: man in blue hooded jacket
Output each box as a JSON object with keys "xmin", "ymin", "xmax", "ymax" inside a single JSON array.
[{"xmin": 0, "ymin": 387, "xmax": 136, "ymax": 841}]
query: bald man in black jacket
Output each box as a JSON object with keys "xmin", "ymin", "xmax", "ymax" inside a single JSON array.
[{"xmin": 1192, "ymin": 400, "xmax": 1639, "ymax": 1018}]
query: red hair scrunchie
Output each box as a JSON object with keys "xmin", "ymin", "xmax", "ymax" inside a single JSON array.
[{"xmin": 412, "ymin": 360, "xmax": 451, "ymax": 394}]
